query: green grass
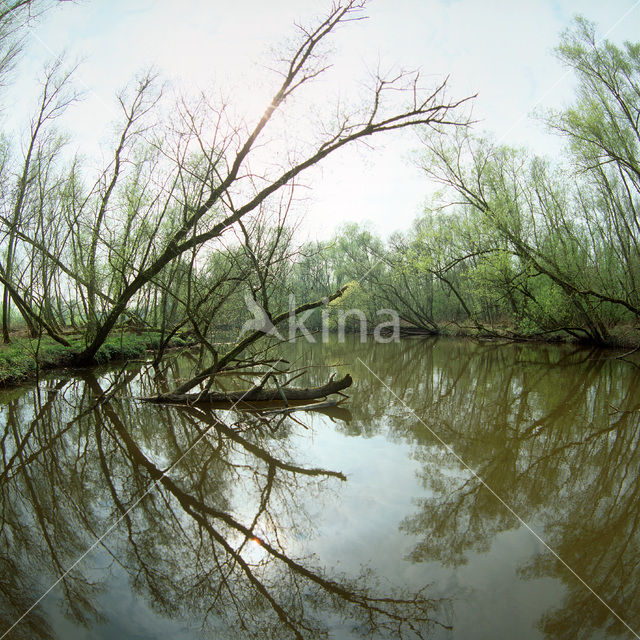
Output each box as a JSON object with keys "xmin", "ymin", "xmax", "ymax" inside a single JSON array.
[{"xmin": 0, "ymin": 330, "xmax": 192, "ymax": 387}]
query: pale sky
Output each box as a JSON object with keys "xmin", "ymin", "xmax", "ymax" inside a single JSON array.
[{"xmin": 11, "ymin": 0, "xmax": 640, "ymax": 240}]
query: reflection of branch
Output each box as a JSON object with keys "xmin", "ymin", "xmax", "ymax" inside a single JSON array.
[
  {"xmin": 185, "ymin": 407, "xmax": 346, "ymax": 481},
  {"xmin": 0, "ymin": 379, "xmax": 66, "ymax": 485},
  {"xmin": 615, "ymin": 345, "xmax": 640, "ymax": 371},
  {"xmin": 181, "ymin": 499, "xmax": 307, "ymax": 640},
  {"xmin": 90, "ymin": 374, "xmax": 445, "ymax": 637},
  {"xmin": 0, "ymin": 359, "xmax": 451, "ymax": 639}
]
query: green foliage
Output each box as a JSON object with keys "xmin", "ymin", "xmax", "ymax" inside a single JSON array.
[
  {"xmin": 391, "ymin": 17, "xmax": 640, "ymax": 345},
  {"xmin": 326, "ymin": 280, "xmax": 372, "ymax": 331},
  {"xmin": 0, "ymin": 330, "xmax": 187, "ymax": 386},
  {"xmin": 94, "ymin": 334, "xmax": 148, "ymax": 364},
  {"xmin": 0, "ymin": 343, "xmax": 36, "ymax": 384}
]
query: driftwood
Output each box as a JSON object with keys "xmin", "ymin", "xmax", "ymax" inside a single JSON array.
[{"xmin": 144, "ymin": 374, "xmax": 353, "ymax": 406}]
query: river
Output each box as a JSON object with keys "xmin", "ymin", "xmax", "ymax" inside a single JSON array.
[{"xmin": 0, "ymin": 336, "xmax": 638, "ymax": 639}]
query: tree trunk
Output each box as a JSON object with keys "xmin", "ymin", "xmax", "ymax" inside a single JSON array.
[{"xmin": 143, "ymin": 373, "xmax": 352, "ymax": 405}]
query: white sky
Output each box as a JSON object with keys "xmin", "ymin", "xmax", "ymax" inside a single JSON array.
[{"xmin": 10, "ymin": 0, "xmax": 640, "ymax": 240}]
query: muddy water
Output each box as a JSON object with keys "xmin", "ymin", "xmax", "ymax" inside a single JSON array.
[{"xmin": 0, "ymin": 336, "xmax": 638, "ymax": 639}]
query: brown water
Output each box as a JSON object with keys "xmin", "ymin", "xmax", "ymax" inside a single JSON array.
[{"xmin": 0, "ymin": 336, "xmax": 638, "ymax": 639}]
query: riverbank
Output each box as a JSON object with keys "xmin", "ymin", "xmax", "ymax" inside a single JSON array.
[
  {"xmin": 395, "ymin": 321, "xmax": 640, "ymax": 349},
  {"xmin": 2, "ymin": 321, "xmax": 639, "ymax": 390},
  {"xmin": 0, "ymin": 330, "xmax": 193, "ymax": 388}
]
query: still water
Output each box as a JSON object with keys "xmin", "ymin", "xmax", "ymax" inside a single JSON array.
[{"xmin": 0, "ymin": 336, "xmax": 638, "ymax": 639}]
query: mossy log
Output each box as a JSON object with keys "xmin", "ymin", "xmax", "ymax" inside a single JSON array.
[{"xmin": 144, "ymin": 374, "xmax": 353, "ymax": 405}]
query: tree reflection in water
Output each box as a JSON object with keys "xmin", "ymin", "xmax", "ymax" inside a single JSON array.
[
  {"xmin": 397, "ymin": 346, "xmax": 640, "ymax": 640},
  {"xmin": 1, "ymin": 338, "xmax": 640, "ymax": 639},
  {"xmin": 287, "ymin": 337, "xmax": 640, "ymax": 640},
  {"xmin": 0, "ymin": 363, "xmax": 449, "ymax": 639}
]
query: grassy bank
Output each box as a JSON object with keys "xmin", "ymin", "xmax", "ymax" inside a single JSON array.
[{"xmin": 0, "ymin": 331, "xmax": 192, "ymax": 388}]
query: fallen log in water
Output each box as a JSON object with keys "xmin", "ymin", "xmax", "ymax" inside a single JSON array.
[{"xmin": 143, "ymin": 374, "xmax": 353, "ymax": 406}]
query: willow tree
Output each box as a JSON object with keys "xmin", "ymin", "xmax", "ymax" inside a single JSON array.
[
  {"xmin": 68, "ymin": 0, "xmax": 472, "ymax": 364},
  {"xmin": 416, "ymin": 18, "xmax": 640, "ymax": 344},
  {"xmin": 0, "ymin": 1, "xmax": 69, "ymax": 343},
  {"xmin": 0, "ymin": 57, "xmax": 77, "ymax": 345}
]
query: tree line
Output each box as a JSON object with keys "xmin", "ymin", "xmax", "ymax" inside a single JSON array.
[
  {"xmin": 288, "ymin": 17, "xmax": 640, "ymax": 347},
  {"xmin": 1, "ymin": 1, "xmax": 638, "ymax": 382},
  {"xmin": 0, "ymin": 0, "xmax": 472, "ymax": 379}
]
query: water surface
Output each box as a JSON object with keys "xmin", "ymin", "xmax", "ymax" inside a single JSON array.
[{"xmin": 0, "ymin": 336, "xmax": 638, "ymax": 639}]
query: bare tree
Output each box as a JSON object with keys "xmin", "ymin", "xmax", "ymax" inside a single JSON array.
[{"xmin": 69, "ymin": 0, "xmax": 472, "ymax": 364}]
